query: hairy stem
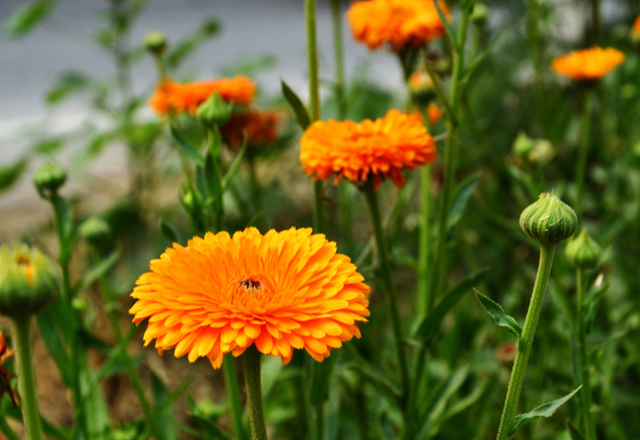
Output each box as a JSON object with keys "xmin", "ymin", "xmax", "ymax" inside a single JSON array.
[
  {"xmin": 575, "ymin": 89, "xmax": 594, "ymax": 218},
  {"xmin": 242, "ymin": 346, "xmax": 268, "ymax": 440},
  {"xmin": 576, "ymin": 269, "xmax": 597, "ymax": 440}
]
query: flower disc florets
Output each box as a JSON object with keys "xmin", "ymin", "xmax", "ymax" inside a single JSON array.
[
  {"xmin": 519, "ymin": 192, "xmax": 578, "ymax": 245},
  {"xmin": 300, "ymin": 109, "xmax": 437, "ymax": 190},
  {"xmin": 130, "ymin": 228, "xmax": 370, "ymax": 368}
]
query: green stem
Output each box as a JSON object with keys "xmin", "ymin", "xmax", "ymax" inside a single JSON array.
[
  {"xmin": 241, "ymin": 346, "xmax": 268, "ymax": 440},
  {"xmin": 331, "ymin": 0, "xmax": 347, "ymax": 120},
  {"xmin": 362, "ymin": 180, "xmax": 410, "ymax": 404},
  {"xmin": 223, "ymin": 358, "xmax": 247, "ymax": 440},
  {"xmin": 305, "ymin": 0, "xmax": 326, "ymax": 234},
  {"xmin": 575, "ymin": 90, "xmax": 594, "ymax": 218},
  {"xmin": 11, "ymin": 316, "xmax": 43, "ymax": 440},
  {"xmin": 591, "ymin": 0, "xmax": 600, "ymax": 45},
  {"xmin": 417, "ymin": 165, "xmax": 432, "ymax": 321},
  {"xmin": 496, "ymin": 244, "xmax": 556, "ymax": 440},
  {"xmin": 527, "ymin": 0, "xmax": 544, "ymax": 125},
  {"xmin": 426, "ymin": 9, "xmax": 470, "ymax": 312},
  {"xmin": 576, "ymin": 269, "xmax": 596, "ymax": 440},
  {"xmin": 314, "ymin": 402, "xmax": 325, "ymax": 440}
]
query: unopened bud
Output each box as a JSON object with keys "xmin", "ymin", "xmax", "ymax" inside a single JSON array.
[
  {"xmin": 33, "ymin": 162, "xmax": 66, "ymax": 199},
  {"xmin": 144, "ymin": 31, "xmax": 167, "ymax": 56},
  {"xmin": 79, "ymin": 217, "xmax": 112, "ymax": 250},
  {"xmin": 519, "ymin": 192, "xmax": 577, "ymax": 245},
  {"xmin": 565, "ymin": 228, "xmax": 602, "ymax": 269},
  {"xmin": 471, "ymin": 2, "xmax": 489, "ymax": 25},
  {"xmin": 197, "ymin": 92, "xmax": 233, "ymax": 127}
]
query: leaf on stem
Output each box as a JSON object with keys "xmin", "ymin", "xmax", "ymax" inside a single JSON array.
[
  {"xmin": 159, "ymin": 218, "xmax": 181, "ymax": 244},
  {"xmin": 3, "ymin": 0, "xmax": 55, "ymax": 37},
  {"xmin": 170, "ymin": 126, "xmax": 205, "ymax": 166},
  {"xmin": 222, "ymin": 134, "xmax": 248, "ymax": 191},
  {"xmin": 474, "ymin": 289, "xmax": 522, "ymax": 339},
  {"xmin": 433, "ymin": 0, "xmax": 456, "ymax": 50},
  {"xmin": 448, "ymin": 172, "xmax": 480, "ymax": 230},
  {"xmin": 73, "ymin": 249, "xmax": 120, "ymax": 296},
  {"xmin": 459, "ymin": 30, "xmax": 506, "ymax": 94},
  {"xmin": 281, "ymin": 80, "xmax": 311, "ymax": 129},
  {"xmin": 204, "ymin": 150, "xmax": 222, "ymax": 204},
  {"xmin": 508, "ymin": 386, "xmax": 582, "ymax": 437},
  {"xmin": 0, "ymin": 160, "xmax": 27, "ymax": 194}
]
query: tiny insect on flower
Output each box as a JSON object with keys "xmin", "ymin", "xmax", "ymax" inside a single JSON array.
[
  {"xmin": 300, "ymin": 109, "xmax": 437, "ymax": 190},
  {"xmin": 347, "ymin": 0, "xmax": 451, "ymax": 51},
  {"xmin": 129, "ymin": 228, "xmax": 370, "ymax": 368},
  {"xmin": 551, "ymin": 47, "xmax": 625, "ymax": 81}
]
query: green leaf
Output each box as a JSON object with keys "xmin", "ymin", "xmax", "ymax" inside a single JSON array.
[
  {"xmin": 72, "ymin": 249, "xmax": 120, "ymax": 296},
  {"xmin": 170, "ymin": 126, "xmax": 204, "ymax": 166},
  {"xmin": 159, "ymin": 218, "xmax": 180, "ymax": 243},
  {"xmin": 36, "ymin": 301, "xmax": 74, "ymax": 386},
  {"xmin": 222, "ymin": 137, "xmax": 247, "ymax": 191},
  {"xmin": 220, "ymin": 55, "xmax": 277, "ymax": 77},
  {"xmin": 0, "ymin": 159, "xmax": 27, "ymax": 194},
  {"xmin": 151, "ymin": 372, "xmax": 179, "ymax": 440},
  {"xmin": 189, "ymin": 414, "xmax": 232, "ymax": 440},
  {"xmin": 33, "ymin": 138, "xmax": 64, "ymax": 155},
  {"xmin": 45, "ymin": 72, "xmax": 89, "ymax": 104},
  {"xmin": 433, "ymin": 0, "xmax": 456, "ymax": 49},
  {"xmin": 460, "ymin": 30, "xmax": 506, "ymax": 94},
  {"xmin": 567, "ymin": 421, "xmax": 587, "ymax": 440},
  {"xmin": 281, "ymin": 80, "xmax": 311, "ymax": 129},
  {"xmin": 448, "ymin": 172, "xmax": 480, "ymax": 229},
  {"xmin": 474, "ymin": 289, "xmax": 522, "ymax": 338},
  {"xmin": 165, "ymin": 18, "xmax": 221, "ymax": 69},
  {"xmin": 415, "ymin": 268, "xmax": 489, "ymax": 344},
  {"xmin": 79, "ymin": 368, "xmax": 111, "ymax": 437},
  {"xmin": 3, "ymin": 0, "xmax": 55, "ymax": 37},
  {"xmin": 204, "ymin": 146, "xmax": 223, "ymax": 204},
  {"xmin": 509, "ymin": 386, "xmax": 582, "ymax": 437}
]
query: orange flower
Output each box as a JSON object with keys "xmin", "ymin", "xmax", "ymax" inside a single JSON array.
[
  {"xmin": 300, "ymin": 109, "xmax": 437, "ymax": 189},
  {"xmin": 551, "ymin": 47, "xmax": 625, "ymax": 81},
  {"xmin": 427, "ymin": 102, "xmax": 441, "ymax": 125},
  {"xmin": 347, "ymin": 0, "xmax": 451, "ymax": 51},
  {"xmin": 0, "ymin": 333, "xmax": 18, "ymax": 406},
  {"xmin": 149, "ymin": 76, "xmax": 256, "ymax": 115},
  {"xmin": 633, "ymin": 15, "xmax": 640, "ymax": 40},
  {"xmin": 220, "ymin": 110, "xmax": 282, "ymax": 149},
  {"xmin": 130, "ymin": 228, "xmax": 370, "ymax": 367}
]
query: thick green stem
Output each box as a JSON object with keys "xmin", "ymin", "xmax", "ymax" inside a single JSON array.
[
  {"xmin": 426, "ymin": 9, "xmax": 470, "ymax": 312},
  {"xmin": 241, "ymin": 346, "xmax": 268, "ymax": 440},
  {"xmin": 331, "ymin": 0, "xmax": 347, "ymax": 120},
  {"xmin": 11, "ymin": 316, "xmax": 43, "ymax": 440},
  {"xmin": 417, "ymin": 165, "xmax": 432, "ymax": 321},
  {"xmin": 591, "ymin": 0, "xmax": 600, "ymax": 44},
  {"xmin": 576, "ymin": 269, "xmax": 596, "ymax": 440},
  {"xmin": 223, "ymin": 358, "xmax": 247, "ymax": 440},
  {"xmin": 527, "ymin": 0, "xmax": 545, "ymax": 124},
  {"xmin": 575, "ymin": 90, "xmax": 594, "ymax": 218},
  {"xmin": 362, "ymin": 180, "xmax": 410, "ymax": 404},
  {"xmin": 496, "ymin": 244, "xmax": 556, "ymax": 440}
]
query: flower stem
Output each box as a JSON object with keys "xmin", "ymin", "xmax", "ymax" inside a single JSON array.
[
  {"xmin": 305, "ymin": 0, "xmax": 326, "ymax": 234},
  {"xmin": 417, "ymin": 164, "xmax": 432, "ymax": 321},
  {"xmin": 426, "ymin": 8, "xmax": 470, "ymax": 312},
  {"xmin": 11, "ymin": 316, "xmax": 43, "ymax": 440},
  {"xmin": 223, "ymin": 358, "xmax": 247, "ymax": 440},
  {"xmin": 242, "ymin": 346, "xmax": 268, "ymax": 440},
  {"xmin": 574, "ymin": 89, "xmax": 594, "ymax": 218},
  {"xmin": 576, "ymin": 269, "xmax": 596, "ymax": 440},
  {"xmin": 496, "ymin": 244, "xmax": 556, "ymax": 440},
  {"xmin": 362, "ymin": 180, "xmax": 410, "ymax": 403}
]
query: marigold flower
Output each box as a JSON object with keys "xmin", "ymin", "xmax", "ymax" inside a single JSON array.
[
  {"xmin": 347, "ymin": 0, "xmax": 451, "ymax": 51},
  {"xmin": 427, "ymin": 102, "xmax": 441, "ymax": 125},
  {"xmin": 632, "ymin": 15, "xmax": 640, "ymax": 42},
  {"xmin": 300, "ymin": 109, "xmax": 436, "ymax": 189},
  {"xmin": 149, "ymin": 76, "xmax": 256, "ymax": 115},
  {"xmin": 130, "ymin": 227, "xmax": 370, "ymax": 368},
  {"xmin": 551, "ymin": 47, "xmax": 625, "ymax": 81},
  {"xmin": 221, "ymin": 110, "xmax": 282, "ymax": 149}
]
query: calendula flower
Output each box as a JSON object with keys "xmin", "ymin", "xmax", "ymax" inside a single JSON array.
[
  {"xmin": 551, "ymin": 47, "xmax": 625, "ymax": 81},
  {"xmin": 130, "ymin": 228, "xmax": 370, "ymax": 368},
  {"xmin": 149, "ymin": 76, "xmax": 256, "ymax": 115},
  {"xmin": 347, "ymin": 0, "xmax": 451, "ymax": 51},
  {"xmin": 632, "ymin": 15, "xmax": 640, "ymax": 42},
  {"xmin": 427, "ymin": 102, "xmax": 441, "ymax": 125},
  {"xmin": 221, "ymin": 110, "xmax": 282, "ymax": 149},
  {"xmin": 300, "ymin": 109, "xmax": 436, "ymax": 189}
]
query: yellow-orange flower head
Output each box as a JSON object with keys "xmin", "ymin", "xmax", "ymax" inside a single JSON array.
[
  {"xmin": 300, "ymin": 109, "xmax": 437, "ymax": 190},
  {"xmin": 347, "ymin": 0, "xmax": 451, "ymax": 51},
  {"xmin": 130, "ymin": 228, "xmax": 370, "ymax": 368},
  {"xmin": 551, "ymin": 47, "xmax": 625, "ymax": 81},
  {"xmin": 149, "ymin": 76, "xmax": 256, "ymax": 115},
  {"xmin": 632, "ymin": 15, "xmax": 640, "ymax": 41}
]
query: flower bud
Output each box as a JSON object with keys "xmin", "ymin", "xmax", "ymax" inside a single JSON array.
[
  {"xmin": 409, "ymin": 71, "xmax": 436, "ymax": 105},
  {"xmin": 33, "ymin": 163, "xmax": 66, "ymax": 198},
  {"xmin": 197, "ymin": 92, "xmax": 233, "ymax": 127},
  {"xmin": 79, "ymin": 217, "xmax": 112, "ymax": 250},
  {"xmin": 0, "ymin": 244, "xmax": 60, "ymax": 317},
  {"xmin": 528, "ymin": 139, "xmax": 555, "ymax": 166},
  {"xmin": 144, "ymin": 31, "xmax": 168, "ymax": 56},
  {"xmin": 512, "ymin": 131, "xmax": 534, "ymax": 156},
  {"xmin": 519, "ymin": 192, "xmax": 578, "ymax": 245},
  {"xmin": 565, "ymin": 228, "xmax": 602, "ymax": 269},
  {"xmin": 471, "ymin": 2, "xmax": 489, "ymax": 25}
]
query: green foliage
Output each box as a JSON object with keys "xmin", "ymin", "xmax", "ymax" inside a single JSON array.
[
  {"xmin": 509, "ymin": 387, "xmax": 582, "ymax": 437},
  {"xmin": 281, "ymin": 80, "xmax": 311, "ymax": 130},
  {"xmin": 475, "ymin": 289, "xmax": 523, "ymax": 338},
  {"xmin": 3, "ymin": 0, "xmax": 55, "ymax": 37}
]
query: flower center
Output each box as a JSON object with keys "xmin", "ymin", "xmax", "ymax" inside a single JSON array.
[
  {"xmin": 15, "ymin": 256, "xmax": 30, "ymax": 266},
  {"xmin": 237, "ymin": 275, "xmax": 264, "ymax": 293}
]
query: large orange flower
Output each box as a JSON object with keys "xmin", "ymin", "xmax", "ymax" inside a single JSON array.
[
  {"xmin": 551, "ymin": 47, "xmax": 625, "ymax": 81},
  {"xmin": 149, "ymin": 76, "xmax": 256, "ymax": 115},
  {"xmin": 220, "ymin": 110, "xmax": 282, "ymax": 149},
  {"xmin": 300, "ymin": 109, "xmax": 436, "ymax": 189},
  {"xmin": 633, "ymin": 15, "xmax": 640, "ymax": 40},
  {"xmin": 347, "ymin": 0, "xmax": 450, "ymax": 51},
  {"xmin": 130, "ymin": 228, "xmax": 370, "ymax": 368}
]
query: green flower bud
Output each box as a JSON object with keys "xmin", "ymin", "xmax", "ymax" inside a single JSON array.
[
  {"xmin": 0, "ymin": 244, "xmax": 60, "ymax": 317},
  {"xmin": 528, "ymin": 139, "xmax": 555, "ymax": 166},
  {"xmin": 197, "ymin": 92, "xmax": 233, "ymax": 127},
  {"xmin": 513, "ymin": 131, "xmax": 534, "ymax": 156},
  {"xmin": 409, "ymin": 71, "xmax": 436, "ymax": 105},
  {"xmin": 79, "ymin": 217, "xmax": 112, "ymax": 250},
  {"xmin": 565, "ymin": 228, "xmax": 602, "ymax": 269},
  {"xmin": 33, "ymin": 163, "xmax": 66, "ymax": 198},
  {"xmin": 519, "ymin": 192, "xmax": 578, "ymax": 245},
  {"xmin": 144, "ymin": 31, "xmax": 168, "ymax": 56},
  {"xmin": 471, "ymin": 2, "xmax": 489, "ymax": 24}
]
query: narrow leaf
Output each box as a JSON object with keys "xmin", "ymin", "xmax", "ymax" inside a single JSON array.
[
  {"xmin": 3, "ymin": 0, "xmax": 55, "ymax": 37},
  {"xmin": 281, "ymin": 80, "xmax": 311, "ymax": 129},
  {"xmin": 433, "ymin": 0, "xmax": 456, "ymax": 49},
  {"xmin": 170, "ymin": 126, "xmax": 204, "ymax": 166},
  {"xmin": 509, "ymin": 386, "xmax": 582, "ymax": 437},
  {"xmin": 222, "ymin": 136, "xmax": 248, "ymax": 191},
  {"xmin": 474, "ymin": 289, "xmax": 522, "ymax": 338},
  {"xmin": 159, "ymin": 218, "xmax": 180, "ymax": 243},
  {"xmin": 36, "ymin": 306, "xmax": 73, "ymax": 386},
  {"xmin": 73, "ymin": 249, "xmax": 120, "ymax": 296},
  {"xmin": 416, "ymin": 267, "xmax": 489, "ymax": 344},
  {"xmin": 0, "ymin": 160, "xmax": 27, "ymax": 194},
  {"xmin": 448, "ymin": 172, "xmax": 480, "ymax": 229},
  {"xmin": 204, "ymin": 150, "xmax": 222, "ymax": 203},
  {"xmin": 460, "ymin": 30, "xmax": 506, "ymax": 93}
]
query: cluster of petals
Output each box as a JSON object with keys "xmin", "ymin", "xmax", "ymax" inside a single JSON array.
[
  {"xmin": 633, "ymin": 15, "xmax": 640, "ymax": 38},
  {"xmin": 347, "ymin": 0, "xmax": 451, "ymax": 51},
  {"xmin": 300, "ymin": 109, "xmax": 437, "ymax": 190},
  {"xmin": 551, "ymin": 47, "xmax": 625, "ymax": 81},
  {"xmin": 149, "ymin": 76, "xmax": 256, "ymax": 115},
  {"xmin": 129, "ymin": 227, "xmax": 370, "ymax": 368},
  {"xmin": 221, "ymin": 110, "xmax": 282, "ymax": 149}
]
